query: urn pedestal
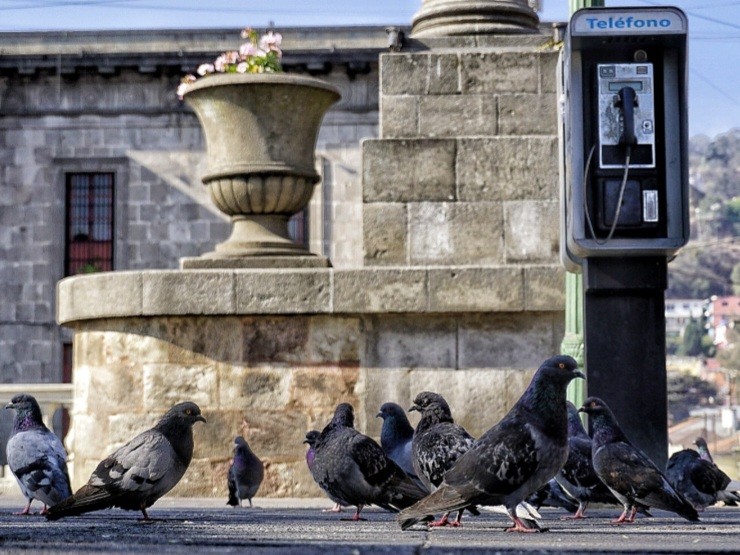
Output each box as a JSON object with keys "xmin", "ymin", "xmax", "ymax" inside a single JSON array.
[{"xmin": 181, "ymin": 73, "xmax": 340, "ymax": 268}]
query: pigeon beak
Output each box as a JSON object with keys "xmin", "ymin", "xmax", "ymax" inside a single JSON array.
[
  {"xmin": 408, "ymin": 405, "xmax": 419, "ymax": 413},
  {"xmin": 4, "ymin": 403, "xmax": 14, "ymax": 410},
  {"xmin": 195, "ymin": 415, "xmax": 206, "ymax": 423},
  {"xmin": 375, "ymin": 411, "xmax": 382, "ymax": 418},
  {"xmin": 573, "ymin": 370, "xmax": 585, "ymax": 380}
]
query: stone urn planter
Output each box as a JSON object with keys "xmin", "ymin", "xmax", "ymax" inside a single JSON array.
[{"xmin": 182, "ymin": 73, "xmax": 340, "ymax": 266}]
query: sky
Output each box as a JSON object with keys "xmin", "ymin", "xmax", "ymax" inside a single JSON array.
[{"xmin": 0, "ymin": 1, "xmax": 738, "ymax": 139}]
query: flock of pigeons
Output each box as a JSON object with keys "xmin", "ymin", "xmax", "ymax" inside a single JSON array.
[{"xmin": 4, "ymin": 353, "xmax": 739, "ymax": 533}]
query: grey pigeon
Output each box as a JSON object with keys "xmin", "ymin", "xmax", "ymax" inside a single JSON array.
[
  {"xmin": 666, "ymin": 438, "xmax": 738, "ymax": 510},
  {"xmin": 5, "ymin": 394, "xmax": 72, "ymax": 515},
  {"xmin": 376, "ymin": 402, "xmax": 428, "ymax": 493},
  {"xmin": 409, "ymin": 391, "xmax": 475, "ymax": 527},
  {"xmin": 579, "ymin": 397, "xmax": 699, "ymax": 523},
  {"xmin": 226, "ymin": 436, "xmax": 264, "ymax": 508},
  {"xmin": 46, "ymin": 401, "xmax": 206, "ymax": 520},
  {"xmin": 311, "ymin": 403, "xmax": 427, "ymax": 521},
  {"xmin": 555, "ymin": 401, "xmax": 622, "ymax": 519},
  {"xmin": 694, "ymin": 437, "xmax": 740, "ymax": 506},
  {"xmin": 304, "ymin": 430, "xmax": 344, "ymax": 513},
  {"xmin": 398, "ymin": 355, "xmax": 584, "ymax": 532}
]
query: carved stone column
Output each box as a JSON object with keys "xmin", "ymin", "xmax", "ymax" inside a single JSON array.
[{"xmin": 411, "ymin": 0, "xmax": 539, "ymax": 37}]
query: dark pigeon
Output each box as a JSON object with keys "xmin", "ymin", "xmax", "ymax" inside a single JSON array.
[
  {"xmin": 409, "ymin": 391, "xmax": 475, "ymax": 527},
  {"xmin": 304, "ymin": 430, "xmax": 344, "ymax": 513},
  {"xmin": 555, "ymin": 401, "xmax": 622, "ymax": 519},
  {"xmin": 5, "ymin": 394, "xmax": 72, "ymax": 515},
  {"xmin": 579, "ymin": 397, "xmax": 699, "ymax": 523},
  {"xmin": 528, "ymin": 478, "xmax": 580, "ymax": 514},
  {"xmin": 376, "ymin": 402, "xmax": 427, "ymax": 493},
  {"xmin": 398, "ymin": 355, "xmax": 584, "ymax": 532},
  {"xmin": 46, "ymin": 401, "xmax": 206, "ymax": 520},
  {"xmin": 666, "ymin": 438, "xmax": 737, "ymax": 510},
  {"xmin": 310, "ymin": 403, "xmax": 427, "ymax": 521},
  {"xmin": 694, "ymin": 437, "xmax": 740, "ymax": 506},
  {"xmin": 226, "ymin": 436, "xmax": 264, "ymax": 508}
]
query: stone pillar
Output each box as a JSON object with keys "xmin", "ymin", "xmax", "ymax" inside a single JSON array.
[{"xmin": 412, "ymin": 0, "xmax": 539, "ymax": 37}]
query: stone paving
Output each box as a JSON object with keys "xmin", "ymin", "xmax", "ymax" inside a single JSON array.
[{"xmin": 0, "ymin": 497, "xmax": 738, "ymax": 553}]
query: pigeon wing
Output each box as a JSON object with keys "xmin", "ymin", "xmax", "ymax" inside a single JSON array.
[
  {"xmin": 90, "ymin": 430, "xmax": 181, "ymax": 495},
  {"xmin": 6, "ymin": 429, "xmax": 72, "ymax": 506}
]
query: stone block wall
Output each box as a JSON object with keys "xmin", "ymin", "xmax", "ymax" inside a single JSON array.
[{"xmin": 364, "ymin": 47, "xmax": 560, "ymax": 267}]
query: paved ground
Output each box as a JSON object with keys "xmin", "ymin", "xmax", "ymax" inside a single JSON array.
[{"xmin": 0, "ymin": 496, "xmax": 738, "ymax": 554}]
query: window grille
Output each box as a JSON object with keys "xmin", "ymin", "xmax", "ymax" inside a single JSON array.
[{"xmin": 64, "ymin": 173, "xmax": 114, "ymax": 275}]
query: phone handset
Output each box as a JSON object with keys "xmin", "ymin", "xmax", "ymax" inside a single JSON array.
[{"xmin": 616, "ymin": 86, "xmax": 637, "ymax": 149}]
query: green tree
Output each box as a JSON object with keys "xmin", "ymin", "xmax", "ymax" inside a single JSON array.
[{"xmin": 679, "ymin": 319, "xmax": 704, "ymax": 357}]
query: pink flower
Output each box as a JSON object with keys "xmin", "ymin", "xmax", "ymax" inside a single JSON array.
[
  {"xmin": 236, "ymin": 62, "xmax": 248, "ymax": 74},
  {"xmin": 259, "ymin": 31, "xmax": 282, "ymax": 54},
  {"xmin": 239, "ymin": 42, "xmax": 259, "ymax": 59}
]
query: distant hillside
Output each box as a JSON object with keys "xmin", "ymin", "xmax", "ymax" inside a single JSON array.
[{"xmin": 666, "ymin": 128, "xmax": 739, "ymax": 299}]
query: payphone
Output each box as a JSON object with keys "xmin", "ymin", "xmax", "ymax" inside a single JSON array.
[{"xmin": 559, "ymin": 6, "xmax": 689, "ymax": 270}]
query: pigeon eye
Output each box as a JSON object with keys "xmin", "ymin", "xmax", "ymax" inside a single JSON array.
[
  {"xmin": 185, "ymin": 409, "xmax": 192, "ymax": 415},
  {"xmin": 558, "ymin": 363, "xmax": 565, "ymax": 369}
]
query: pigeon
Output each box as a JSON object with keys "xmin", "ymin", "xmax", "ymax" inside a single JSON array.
[
  {"xmin": 304, "ymin": 429, "xmax": 344, "ymax": 513},
  {"xmin": 696, "ymin": 438, "xmax": 740, "ymax": 507},
  {"xmin": 409, "ymin": 391, "xmax": 475, "ymax": 527},
  {"xmin": 226, "ymin": 436, "xmax": 264, "ymax": 508},
  {"xmin": 528, "ymin": 478, "xmax": 580, "ymax": 514},
  {"xmin": 666, "ymin": 438, "xmax": 738, "ymax": 510},
  {"xmin": 694, "ymin": 437, "xmax": 740, "ymax": 506},
  {"xmin": 554, "ymin": 401, "xmax": 623, "ymax": 519},
  {"xmin": 46, "ymin": 401, "xmax": 206, "ymax": 520},
  {"xmin": 310, "ymin": 402, "xmax": 428, "ymax": 521},
  {"xmin": 5, "ymin": 394, "xmax": 72, "ymax": 515},
  {"xmin": 376, "ymin": 402, "xmax": 427, "ymax": 492},
  {"xmin": 398, "ymin": 355, "xmax": 584, "ymax": 532},
  {"xmin": 579, "ymin": 396, "xmax": 699, "ymax": 523}
]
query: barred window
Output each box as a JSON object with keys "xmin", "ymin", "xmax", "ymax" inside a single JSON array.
[{"xmin": 65, "ymin": 173, "xmax": 114, "ymax": 276}]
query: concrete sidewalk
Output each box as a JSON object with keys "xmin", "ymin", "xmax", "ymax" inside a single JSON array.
[{"xmin": 0, "ymin": 496, "xmax": 738, "ymax": 553}]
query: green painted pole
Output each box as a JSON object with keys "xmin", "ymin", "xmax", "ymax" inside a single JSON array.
[{"xmin": 562, "ymin": 0, "xmax": 604, "ymax": 407}]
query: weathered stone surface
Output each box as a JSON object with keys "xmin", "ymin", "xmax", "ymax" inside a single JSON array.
[
  {"xmin": 57, "ymin": 272, "xmax": 142, "ymax": 323},
  {"xmin": 461, "ymin": 51, "xmax": 539, "ymax": 94},
  {"xmin": 142, "ymin": 363, "xmax": 218, "ymax": 411},
  {"xmin": 306, "ymin": 317, "xmax": 362, "ymax": 364},
  {"xmin": 235, "ymin": 270, "xmax": 331, "ymax": 313},
  {"xmin": 361, "ymin": 367, "xmax": 414, "ymax": 439},
  {"xmin": 219, "ymin": 366, "xmax": 292, "ymax": 411},
  {"xmin": 142, "ymin": 271, "xmax": 235, "ymax": 315},
  {"xmin": 333, "ymin": 269, "xmax": 427, "ymax": 313},
  {"xmin": 539, "ymin": 50, "xmax": 560, "ymax": 94},
  {"xmin": 363, "ymin": 139, "xmax": 456, "ymax": 202},
  {"xmin": 457, "ymin": 137, "xmax": 558, "ymax": 201},
  {"xmin": 504, "ymin": 200, "xmax": 559, "ymax": 263},
  {"xmin": 380, "ymin": 95, "xmax": 418, "ymax": 139},
  {"xmin": 365, "ymin": 315, "xmax": 457, "ymax": 369},
  {"xmin": 408, "ymin": 202, "xmax": 504, "ymax": 265},
  {"xmin": 498, "ymin": 93, "xmax": 557, "ymax": 135},
  {"xmin": 524, "ymin": 265, "xmax": 565, "ymax": 311},
  {"xmin": 458, "ymin": 313, "xmax": 560, "ymax": 369},
  {"xmin": 241, "ymin": 317, "xmax": 311, "ymax": 363},
  {"xmin": 418, "ymin": 94, "xmax": 498, "ymax": 138},
  {"xmin": 289, "ymin": 366, "xmax": 360, "ymax": 412},
  {"xmin": 428, "ymin": 267, "xmax": 523, "ymax": 312},
  {"xmin": 380, "ymin": 53, "xmax": 459, "ymax": 96},
  {"xmin": 363, "ymin": 203, "xmax": 407, "ymax": 265}
]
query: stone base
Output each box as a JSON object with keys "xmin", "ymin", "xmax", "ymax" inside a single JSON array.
[{"xmin": 180, "ymin": 255, "xmax": 331, "ymax": 269}]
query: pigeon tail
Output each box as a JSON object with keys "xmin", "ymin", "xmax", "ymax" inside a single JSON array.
[
  {"xmin": 398, "ymin": 483, "xmax": 471, "ymax": 530},
  {"xmin": 641, "ymin": 485, "xmax": 700, "ymax": 522},
  {"xmin": 45, "ymin": 485, "xmax": 118, "ymax": 521}
]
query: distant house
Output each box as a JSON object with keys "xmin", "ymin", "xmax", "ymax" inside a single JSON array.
[
  {"xmin": 665, "ymin": 298, "xmax": 705, "ymax": 337},
  {"xmin": 706, "ymin": 295, "xmax": 740, "ymax": 348}
]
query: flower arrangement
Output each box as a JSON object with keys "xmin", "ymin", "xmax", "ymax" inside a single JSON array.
[{"xmin": 177, "ymin": 28, "xmax": 283, "ymax": 99}]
